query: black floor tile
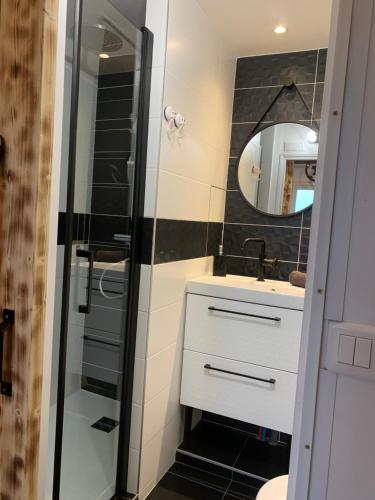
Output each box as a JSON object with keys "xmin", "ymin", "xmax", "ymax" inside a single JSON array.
[
  {"xmin": 170, "ymin": 461, "xmax": 231, "ymax": 493},
  {"xmin": 226, "ymin": 478, "xmax": 261, "ymax": 499},
  {"xmin": 202, "ymin": 412, "xmax": 259, "ymax": 437},
  {"xmin": 234, "ymin": 435, "xmax": 290, "ymax": 480},
  {"xmin": 146, "ymin": 472, "xmax": 223, "ymax": 500},
  {"xmin": 176, "ymin": 451, "xmax": 232, "ymax": 479},
  {"xmin": 179, "ymin": 421, "xmax": 246, "ymax": 467}
]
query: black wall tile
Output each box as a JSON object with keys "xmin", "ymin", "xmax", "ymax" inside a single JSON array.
[
  {"xmin": 95, "ymin": 118, "xmax": 132, "ymax": 132},
  {"xmin": 226, "ymin": 256, "xmax": 297, "ymax": 282},
  {"xmin": 299, "ymin": 228, "xmax": 310, "ymax": 264},
  {"xmin": 96, "ymin": 99, "xmax": 134, "ymax": 121},
  {"xmin": 92, "ymin": 158, "xmax": 131, "ymax": 185},
  {"xmin": 235, "ymin": 50, "xmax": 318, "ymax": 88},
  {"xmin": 154, "ymin": 219, "xmax": 208, "ymax": 264},
  {"xmin": 302, "ymin": 206, "xmax": 312, "ymax": 227},
  {"xmin": 230, "ymin": 122, "xmax": 275, "ymax": 157},
  {"xmin": 224, "ymin": 223, "xmax": 300, "ymax": 262},
  {"xmin": 94, "ymin": 129, "xmax": 132, "ymax": 153},
  {"xmin": 141, "ymin": 217, "xmax": 154, "ymax": 264},
  {"xmin": 57, "ymin": 211, "xmax": 66, "ymax": 245},
  {"xmin": 97, "ymin": 85, "xmax": 134, "ymax": 101},
  {"xmin": 313, "ymin": 83, "xmax": 324, "ymax": 119},
  {"xmin": 225, "ymin": 191, "xmax": 302, "ymax": 227},
  {"xmin": 98, "ymin": 71, "xmax": 134, "ymax": 88},
  {"xmin": 226, "ymin": 158, "xmax": 239, "ymax": 190},
  {"xmin": 91, "ymin": 186, "xmax": 130, "ymax": 216},
  {"xmin": 90, "ymin": 214, "xmax": 130, "ymax": 244},
  {"xmin": 230, "ymin": 123, "xmax": 256, "ymax": 157},
  {"xmin": 232, "ymin": 87, "xmax": 281, "ymax": 123},
  {"xmin": 206, "ymin": 222, "xmax": 223, "ymax": 256},
  {"xmin": 232, "ymin": 85, "xmax": 314, "ymax": 124},
  {"xmin": 224, "ymin": 49, "xmax": 327, "ymax": 278},
  {"xmin": 317, "ymin": 49, "xmax": 328, "ymax": 82}
]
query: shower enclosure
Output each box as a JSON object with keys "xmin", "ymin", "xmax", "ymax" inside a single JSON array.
[{"xmin": 48, "ymin": 1, "xmax": 152, "ymax": 498}]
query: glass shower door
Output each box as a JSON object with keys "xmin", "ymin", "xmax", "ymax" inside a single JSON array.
[{"xmin": 51, "ymin": 1, "xmax": 151, "ymax": 499}]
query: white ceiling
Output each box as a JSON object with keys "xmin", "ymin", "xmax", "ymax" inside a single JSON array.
[{"xmin": 196, "ymin": 0, "xmax": 332, "ymax": 57}]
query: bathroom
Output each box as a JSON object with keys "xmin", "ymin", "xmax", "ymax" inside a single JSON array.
[
  {"xmin": 41, "ymin": 0, "xmax": 332, "ymax": 498},
  {"xmin": 3, "ymin": 0, "xmax": 375, "ymax": 500},
  {"xmin": 46, "ymin": 0, "xmax": 330, "ymax": 499}
]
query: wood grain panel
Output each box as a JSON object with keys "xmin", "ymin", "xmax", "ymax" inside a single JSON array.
[{"xmin": 0, "ymin": 1, "xmax": 59, "ymax": 498}]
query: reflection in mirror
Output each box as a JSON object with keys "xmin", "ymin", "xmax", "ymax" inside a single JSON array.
[{"xmin": 238, "ymin": 123, "xmax": 318, "ymax": 216}]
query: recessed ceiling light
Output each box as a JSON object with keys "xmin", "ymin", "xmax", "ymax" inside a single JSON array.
[
  {"xmin": 99, "ymin": 52, "xmax": 110, "ymax": 59},
  {"xmin": 274, "ymin": 25, "xmax": 287, "ymax": 34}
]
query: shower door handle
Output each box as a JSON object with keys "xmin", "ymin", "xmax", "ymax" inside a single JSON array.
[
  {"xmin": 0, "ymin": 309, "xmax": 15, "ymax": 396},
  {"xmin": 76, "ymin": 249, "xmax": 94, "ymax": 314}
]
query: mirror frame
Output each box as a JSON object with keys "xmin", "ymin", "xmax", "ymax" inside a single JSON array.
[{"xmin": 236, "ymin": 121, "xmax": 320, "ymax": 218}]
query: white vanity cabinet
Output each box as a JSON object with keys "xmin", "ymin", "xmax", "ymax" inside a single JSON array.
[{"xmin": 180, "ymin": 275, "xmax": 304, "ymax": 434}]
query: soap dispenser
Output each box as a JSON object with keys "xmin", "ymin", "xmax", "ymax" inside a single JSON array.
[{"xmin": 213, "ymin": 244, "xmax": 227, "ymax": 277}]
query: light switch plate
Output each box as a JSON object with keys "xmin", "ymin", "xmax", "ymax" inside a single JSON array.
[
  {"xmin": 327, "ymin": 322, "xmax": 375, "ymax": 380},
  {"xmin": 338, "ymin": 334, "xmax": 355, "ymax": 364},
  {"xmin": 354, "ymin": 338, "xmax": 372, "ymax": 368}
]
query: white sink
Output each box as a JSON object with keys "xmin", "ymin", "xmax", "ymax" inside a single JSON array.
[{"xmin": 187, "ymin": 274, "xmax": 305, "ymax": 310}]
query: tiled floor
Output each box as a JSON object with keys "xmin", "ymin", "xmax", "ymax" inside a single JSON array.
[
  {"xmin": 179, "ymin": 420, "xmax": 290, "ymax": 480},
  {"xmin": 146, "ymin": 466, "xmax": 260, "ymax": 500},
  {"xmin": 147, "ymin": 419, "xmax": 290, "ymax": 499}
]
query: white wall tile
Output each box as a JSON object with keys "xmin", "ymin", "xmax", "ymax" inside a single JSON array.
[
  {"xmin": 156, "ymin": 170, "xmax": 211, "ymax": 221},
  {"xmin": 137, "ymin": 0, "xmax": 236, "ymax": 494},
  {"xmin": 150, "ymin": 257, "xmax": 211, "ymax": 311},
  {"xmin": 139, "ymin": 265, "xmax": 151, "ymax": 312},
  {"xmin": 147, "ymin": 116, "xmax": 163, "ymax": 168},
  {"xmin": 136, "ymin": 310, "xmax": 149, "ymax": 360},
  {"xmin": 127, "ymin": 447, "xmax": 140, "ymax": 495},
  {"xmin": 130, "ymin": 403, "xmax": 143, "ymax": 450},
  {"xmin": 139, "ymin": 413, "xmax": 184, "ymax": 496},
  {"xmin": 145, "ymin": 0, "xmax": 169, "ymax": 69},
  {"xmin": 209, "ymin": 186, "xmax": 227, "ymax": 223},
  {"xmin": 143, "ymin": 167, "xmax": 158, "ymax": 219},
  {"xmin": 142, "ymin": 381, "xmax": 182, "ymax": 447},
  {"xmin": 132, "ymin": 357, "xmax": 146, "ymax": 406},
  {"xmin": 147, "ymin": 300, "xmax": 184, "ymax": 358},
  {"xmin": 144, "ymin": 343, "xmax": 178, "ymax": 403},
  {"xmin": 149, "ymin": 66, "xmax": 166, "ymax": 119}
]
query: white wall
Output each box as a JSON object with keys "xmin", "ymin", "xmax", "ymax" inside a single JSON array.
[
  {"xmin": 293, "ymin": 1, "xmax": 375, "ymax": 499},
  {"xmin": 137, "ymin": 0, "xmax": 236, "ymax": 497}
]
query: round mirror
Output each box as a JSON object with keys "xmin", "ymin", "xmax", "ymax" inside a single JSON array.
[{"xmin": 237, "ymin": 123, "xmax": 318, "ymax": 216}]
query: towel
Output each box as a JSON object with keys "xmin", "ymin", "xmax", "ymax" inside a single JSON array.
[
  {"xmin": 289, "ymin": 270, "xmax": 306, "ymax": 288},
  {"xmin": 95, "ymin": 249, "xmax": 125, "ymax": 263}
]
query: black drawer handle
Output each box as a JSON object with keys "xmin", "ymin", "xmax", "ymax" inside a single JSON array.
[
  {"xmin": 77, "ymin": 249, "xmax": 94, "ymax": 314},
  {"xmin": 204, "ymin": 364, "xmax": 276, "ymax": 385},
  {"xmin": 208, "ymin": 306, "xmax": 281, "ymax": 322},
  {"xmin": 0, "ymin": 309, "xmax": 15, "ymax": 396}
]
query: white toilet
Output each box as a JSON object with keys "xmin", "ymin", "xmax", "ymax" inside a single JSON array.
[{"xmin": 256, "ymin": 475, "xmax": 288, "ymax": 500}]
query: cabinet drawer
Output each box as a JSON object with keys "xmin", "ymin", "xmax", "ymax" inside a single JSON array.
[
  {"xmin": 181, "ymin": 350, "xmax": 297, "ymax": 434},
  {"xmin": 185, "ymin": 294, "xmax": 302, "ymax": 373}
]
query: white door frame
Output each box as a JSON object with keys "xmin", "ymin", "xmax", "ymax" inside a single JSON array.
[
  {"xmin": 288, "ymin": 0, "xmax": 354, "ymax": 499},
  {"xmin": 274, "ymin": 153, "xmax": 318, "ymax": 214}
]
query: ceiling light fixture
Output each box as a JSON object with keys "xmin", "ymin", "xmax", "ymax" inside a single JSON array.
[
  {"xmin": 307, "ymin": 130, "xmax": 318, "ymax": 144},
  {"xmin": 99, "ymin": 52, "xmax": 110, "ymax": 59},
  {"xmin": 274, "ymin": 25, "xmax": 287, "ymax": 34}
]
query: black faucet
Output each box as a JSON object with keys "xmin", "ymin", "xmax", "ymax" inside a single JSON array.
[{"xmin": 241, "ymin": 238, "xmax": 278, "ymax": 282}]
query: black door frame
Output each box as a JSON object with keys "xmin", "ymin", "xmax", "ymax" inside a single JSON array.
[{"xmin": 52, "ymin": 0, "xmax": 153, "ymax": 497}]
